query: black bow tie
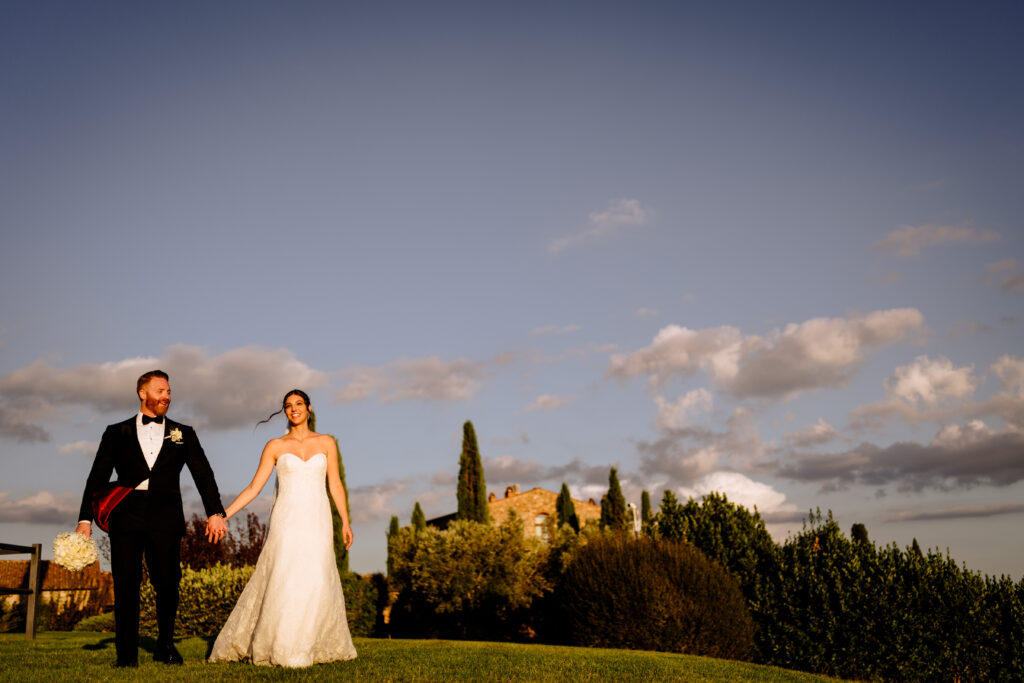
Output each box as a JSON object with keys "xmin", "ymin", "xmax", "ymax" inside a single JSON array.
[{"xmin": 142, "ymin": 415, "xmax": 164, "ymax": 425}]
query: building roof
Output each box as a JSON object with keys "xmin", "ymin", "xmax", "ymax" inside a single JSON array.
[{"xmin": 0, "ymin": 559, "xmax": 111, "ymax": 597}]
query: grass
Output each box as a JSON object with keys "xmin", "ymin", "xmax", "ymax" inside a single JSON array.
[{"xmin": 0, "ymin": 632, "xmax": 839, "ymax": 682}]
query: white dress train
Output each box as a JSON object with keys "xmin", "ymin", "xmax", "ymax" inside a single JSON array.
[{"xmin": 209, "ymin": 453, "xmax": 357, "ymax": 667}]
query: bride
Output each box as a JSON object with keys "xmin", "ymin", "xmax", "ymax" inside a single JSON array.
[{"xmin": 208, "ymin": 389, "xmax": 357, "ymax": 667}]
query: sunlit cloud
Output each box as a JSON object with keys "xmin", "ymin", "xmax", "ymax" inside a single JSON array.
[
  {"xmin": 548, "ymin": 199, "xmax": 653, "ymax": 253},
  {"xmin": 525, "ymin": 394, "xmax": 576, "ymax": 412},
  {"xmin": 0, "ymin": 345, "xmax": 326, "ymax": 439},
  {"xmin": 877, "ymin": 224, "xmax": 1000, "ymax": 257},
  {"xmin": 609, "ymin": 308, "xmax": 925, "ymax": 399}
]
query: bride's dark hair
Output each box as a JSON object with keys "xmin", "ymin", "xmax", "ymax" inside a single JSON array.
[{"xmin": 256, "ymin": 389, "xmax": 313, "ymax": 428}]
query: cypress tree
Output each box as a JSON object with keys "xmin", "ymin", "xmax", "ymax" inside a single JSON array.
[
  {"xmin": 386, "ymin": 515, "xmax": 399, "ymax": 578},
  {"xmin": 601, "ymin": 467, "xmax": 627, "ymax": 531},
  {"xmin": 326, "ymin": 435, "xmax": 351, "ymax": 574},
  {"xmin": 309, "ymin": 411, "xmax": 352, "ymax": 574},
  {"xmin": 456, "ymin": 420, "xmax": 490, "ymax": 524},
  {"xmin": 412, "ymin": 502, "xmax": 427, "ymax": 532},
  {"xmin": 556, "ymin": 482, "xmax": 580, "ymax": 532},
  {"xmin": 641, "ymin": 490, "xmax": 653, "ymax": 533}
]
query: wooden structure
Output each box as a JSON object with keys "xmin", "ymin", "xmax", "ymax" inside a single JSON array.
[{"xmin": 0, "ymin": 542, "xmax": 42, "ymax": 639}]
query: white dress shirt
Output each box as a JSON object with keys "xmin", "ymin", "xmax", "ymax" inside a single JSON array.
[{"xmin": 135, "ymin": 411, "xmax": 164, "ymax": 491}]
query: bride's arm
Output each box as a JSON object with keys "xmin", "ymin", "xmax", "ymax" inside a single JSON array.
[
  {"xmin": 222, "ymin": 441, "xmax": 278, "ymax": 521},
  {"xmin": 325, "ymin": 437, "xmax": 354, "ymax": 549}
]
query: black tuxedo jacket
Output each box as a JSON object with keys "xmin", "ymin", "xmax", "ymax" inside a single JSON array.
[{"xmin": 78, "ymin": 416, "xmax": 225, "ymax": 535}]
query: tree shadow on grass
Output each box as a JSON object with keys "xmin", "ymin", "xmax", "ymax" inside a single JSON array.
[{"xmin": 82, "ymin": 636, "xmax": 115, "ymax": 651}]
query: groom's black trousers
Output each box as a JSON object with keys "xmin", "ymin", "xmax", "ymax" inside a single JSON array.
[{"xmin": 109, "ymin": 491, "xmax": 182, "ymax": 663}]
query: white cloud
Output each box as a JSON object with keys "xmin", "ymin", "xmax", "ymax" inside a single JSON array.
[
  {"xmin": 335, "ymin": 356, "xmax": 487, "ymax": 404},
  {"xmin": 609, "ymin": 308, "xmax": 925, "ymax": 399},
  {"xmin": 987, "ymin": 259, "xmax": 1018, "ymax": 273},
  {"xmin": 0, "ymin": 345, "xmax": 327, "ymax": 439},
  {"xmin": 531, "ymin": 324, "xmax": 582, "ymax": 336},
  {"xmin": 525, "ymin": 394, "xmax": 576, "ymax": 412},
  {"xmin": 548, "ymin": 199, "xmax": 652, "ymax": 253},
  {"xmin": 850, "ymin": 355, "xmax": 1024, "ymax": 432},
  {"xmin": 877, "ymin": 224, "xmax": 1000, "ymax": 257},
  {"xmin": 348, "ymin": 481, "xmax": 407, "ymax": 524},
  {"xmin": 675, "ymin": 471, "xmax": 799, "ymax": 518},
  {"xmin": 0, "ymin": 490, "xmax": 78, "ymax": 524},
  {"xmin": 654, "ymin": 389, "xmax": 713, "ymax": 432},
  {"xmin": 1003, "ymin": 274, "xmax": 1024, "ymax": 292},
  {"xmin": 784, "ymin": 418, "xmax": 840, "ymax": 448},
  {"xmin": 58, "ymin": 440, "xmax": 99, "ymax": 456},
  {"xmin": 885, "ymin": 355, "xmax": 977, "ymax": 405}
]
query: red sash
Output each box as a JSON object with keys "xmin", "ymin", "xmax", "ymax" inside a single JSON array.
[{"xmin": 91, "ymin": 485, "xmax": 134, "ymax": 532}]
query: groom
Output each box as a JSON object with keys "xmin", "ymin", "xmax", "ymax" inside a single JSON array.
[{"xmin": 76, "ymin": 369, "xmax": 228, "ymax": 667}]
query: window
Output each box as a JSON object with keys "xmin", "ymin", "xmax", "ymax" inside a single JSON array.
[{"xmin": 534, "ymin": 513, "xmax": 549, "ymax": 540}]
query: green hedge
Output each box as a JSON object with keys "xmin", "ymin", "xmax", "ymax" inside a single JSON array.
[
  {"xmin": 659, "ymin": 495, "xmax": 1024, "ymax": 681},
  {"xmin": 138, "ymin": 564, "xmax": 376, "ymax": 638}
]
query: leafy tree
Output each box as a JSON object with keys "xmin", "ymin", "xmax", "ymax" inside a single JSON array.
[
  {"xmin": 599, "ymin": 467, "xmax": 627, "ymax": 531},
  {"xmin": 180, "ymin": 512, "xmax": 267, "ymax": 570},
  {"xmin": 456, "ymin": 420, "xmax": 490, "ymax": 524},
  {"xmin": 640, "ymin": 490, "xmax": 653, "ymax": 530},
  {"xmin": 555, "ymin": 483, "xmax": 579, "ymax": 532},
  {"xmin": 850, "ymin": 522, "xmax": 869, "ymax": 545},
  {"xmin": 388, "ymin": 516, "xmax": 550, "ymax": 639},
  {"xmin": 412, "ymin": 501, "xmax": 427, "ymax": 532},
  {"xmin": 656, "ymin": 491, "xmax": 781, "ymax": 661}
]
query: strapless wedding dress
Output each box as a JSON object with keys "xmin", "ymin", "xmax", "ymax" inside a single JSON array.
[{"xmin": 209, "ymin": 452, "xmax": 357, "ymax": 667}]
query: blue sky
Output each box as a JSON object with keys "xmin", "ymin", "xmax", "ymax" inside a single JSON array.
[{"xmin": 1, "ymin": 1, "xmax": 1022, "ymax": 578}]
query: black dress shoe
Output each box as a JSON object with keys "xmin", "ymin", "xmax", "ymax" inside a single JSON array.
[
  {"xmin": 114, "ymin": 659, "xmax": 138, "ymax": 668},
  {"xmin": 154, "ymin": 643, "xmax": 183, "ymax": 665}
]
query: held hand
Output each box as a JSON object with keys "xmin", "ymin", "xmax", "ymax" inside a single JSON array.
[
  {"xmin": 75, "ymin": 521, "xmax": 91, "ymax": 539},
  {"xmin": 343, "ymin": 523, "xmax": 354, "ymax": 550},
  {"xmin": 206, "ymin": 514, "xmax": 228, "ymax": 543}
]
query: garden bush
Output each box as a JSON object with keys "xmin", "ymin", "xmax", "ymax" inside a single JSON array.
[
  {"xmin": 73, "ymin": 610, "xmax": 115, "ymax": 632},
  {"xmin": 388, "ymin": 516, "xmax": 551, "ymax": 640},
  {"xmin": 558, "ymin": 533, "xmax": 754, "ymax": 660},
  {"xmin": 139, "ymin": 563, "xmax": 254, "ymax": 637},
  {"xmin": 139, "ymin": 563, "xmax": 372, "ymax": 638}
]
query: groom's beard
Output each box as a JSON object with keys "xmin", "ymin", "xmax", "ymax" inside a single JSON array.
[{"xmin": 144, "ymin": 396, "xmax": 170, "ymax": 416}]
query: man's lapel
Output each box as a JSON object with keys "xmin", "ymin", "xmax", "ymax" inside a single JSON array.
[
  {"xmin": 121, "ymin": 417, "xmax": 151, "ymax": 471},
  {"xmin": 151, "ymin": 418, "xmax": 176, "ymax": 470}
]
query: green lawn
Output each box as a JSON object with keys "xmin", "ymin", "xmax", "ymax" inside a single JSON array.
[{"xmin": 0, "ymin": 632, "xmax": 839, "ymax": 682}]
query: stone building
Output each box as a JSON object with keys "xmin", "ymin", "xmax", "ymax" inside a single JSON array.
[{"xmin": 428, "ymin": 484, "xmax": 602, "ymax": 541}]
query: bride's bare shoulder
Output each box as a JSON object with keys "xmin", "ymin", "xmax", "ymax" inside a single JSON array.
[{"xmin": 263, "ymin": 437, "xmax": 287, "ymax": 458}]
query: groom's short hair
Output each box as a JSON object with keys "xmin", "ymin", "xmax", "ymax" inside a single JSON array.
[{"xmin": 137, "ymin": 369, "xmax": 170, "ymax": 394}]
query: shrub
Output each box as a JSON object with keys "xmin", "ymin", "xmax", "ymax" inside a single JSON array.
[
  {"xmin": 558, "ymin": 533, "xmax": 754, "ymax": 660},
  {"xmin": 341, "ymin": 571, "xmax": 380, "ymax": 637},
  {"xmin": 73, "ymin": 610, "xmax": 115, "ymax": 632},
  {"xmin": 139, "ymin": 563, "xmax": 378, "ymax": 638},
  {"xmin": 388, "ymin": 516, "xmax": 551, "ymax": 640},
  {"xmin": 140, "ymin": 563, "xmax": 254, "ymax": 637}
]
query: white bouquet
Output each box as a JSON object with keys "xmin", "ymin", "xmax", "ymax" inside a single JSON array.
[{"xmin": 53, "ymin": 532, "xmax": 99, "ymax": 572}]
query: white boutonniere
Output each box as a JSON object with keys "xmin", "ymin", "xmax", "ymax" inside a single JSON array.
[{"xmin": 168, "ymin": 427, "xmax": 184, "ymax": 443}]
